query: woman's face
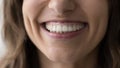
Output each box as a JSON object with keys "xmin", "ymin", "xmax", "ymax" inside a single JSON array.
[{"xmin": 22, "ymin": 0, "xmax": 108, "ymax": 63}]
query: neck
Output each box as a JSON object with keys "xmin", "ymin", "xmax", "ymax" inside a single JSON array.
[{"xmin": 39, "ymin": 49, "xmax": 99, "ymax": 68}]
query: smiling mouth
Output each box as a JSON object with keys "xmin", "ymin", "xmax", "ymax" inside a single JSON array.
[
  {"xmin": 40, "ymin": 20, "xmax": 88, "ymax": 39},
  {"xmin": 41, "ymin": 21, "xmax": 87, "ymax": 34}
]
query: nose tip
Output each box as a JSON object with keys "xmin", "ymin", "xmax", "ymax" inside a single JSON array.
[{"xmin": 48, "ymin": 0, "xmax": 76, "ymax": 16}]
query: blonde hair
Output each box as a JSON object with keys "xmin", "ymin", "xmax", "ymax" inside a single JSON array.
[{"xmin": 1, "ymin": 0, "xmax": 26, "ymax": 68}]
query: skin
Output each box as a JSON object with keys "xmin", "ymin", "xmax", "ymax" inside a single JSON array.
[{"xmin": 22, "ymin": 0, "xmax": 108, "ymax": 68}]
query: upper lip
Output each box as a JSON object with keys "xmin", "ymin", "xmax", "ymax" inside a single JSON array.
[{"xmin": 39, "ymin": 19, "xmax": 87, "ymax": 24}]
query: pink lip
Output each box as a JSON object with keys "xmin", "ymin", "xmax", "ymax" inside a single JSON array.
[
  {"xmin": 47, "ymin": 20, "xmax": 84, "ymax": 23},
  {"xmin": 45, "ymin": 30, "xmax": 85, "ymax": 39},
  {"xmin": 40, "ymin": 21, "xmax": 88, "ymax": 39},
  {"xmin": 39, "ymin": 20, "xmax": 87, "ymax": 24}
]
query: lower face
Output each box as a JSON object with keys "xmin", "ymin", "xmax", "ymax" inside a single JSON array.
[{"xmin": 22, "ymin": 0, "xmax": 108, "ymax": 63}]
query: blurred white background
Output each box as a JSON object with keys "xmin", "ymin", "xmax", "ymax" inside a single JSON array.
[{"xmin": 0, "ymin": 0, "xmax": 7, "ymax": 59}]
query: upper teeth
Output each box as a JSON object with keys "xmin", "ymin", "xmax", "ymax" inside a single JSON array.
[{"xmin": 46, "ymin": 22, "xmax": 85, "ymax": 33}]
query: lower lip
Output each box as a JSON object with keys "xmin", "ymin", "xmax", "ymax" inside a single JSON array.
[{"xmin": 41, "ymin": 24, "xmax": 88, "ymax": 39}]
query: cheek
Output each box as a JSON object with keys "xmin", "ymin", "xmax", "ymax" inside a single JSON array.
[
  {"xmin": 22, "ymin": 0, "xmax": 49, "ymax": 47},
  {"xmin": 79, "ymin": 0, "xmax": 108, "ymax": 44},
  {"xmin": 22, "ymin": 0, "xmax": 48, "ymax": 19},
  {"xmin": 79, "ymin": 0, "xmax": 108, "ymax": 18},
  {"xmin": 80, "ymin": 0, "xmax": 108, "ymax": 34}
]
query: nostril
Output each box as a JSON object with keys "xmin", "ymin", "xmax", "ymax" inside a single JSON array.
[{"xmin": 48, "ymin": 0, "xmax": 76, "ymax": 15}]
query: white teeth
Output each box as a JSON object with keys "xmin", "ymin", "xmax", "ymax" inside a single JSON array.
[{"xmin": 46, "ymin": 23, "xmax": 85, "ymax": 33}]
